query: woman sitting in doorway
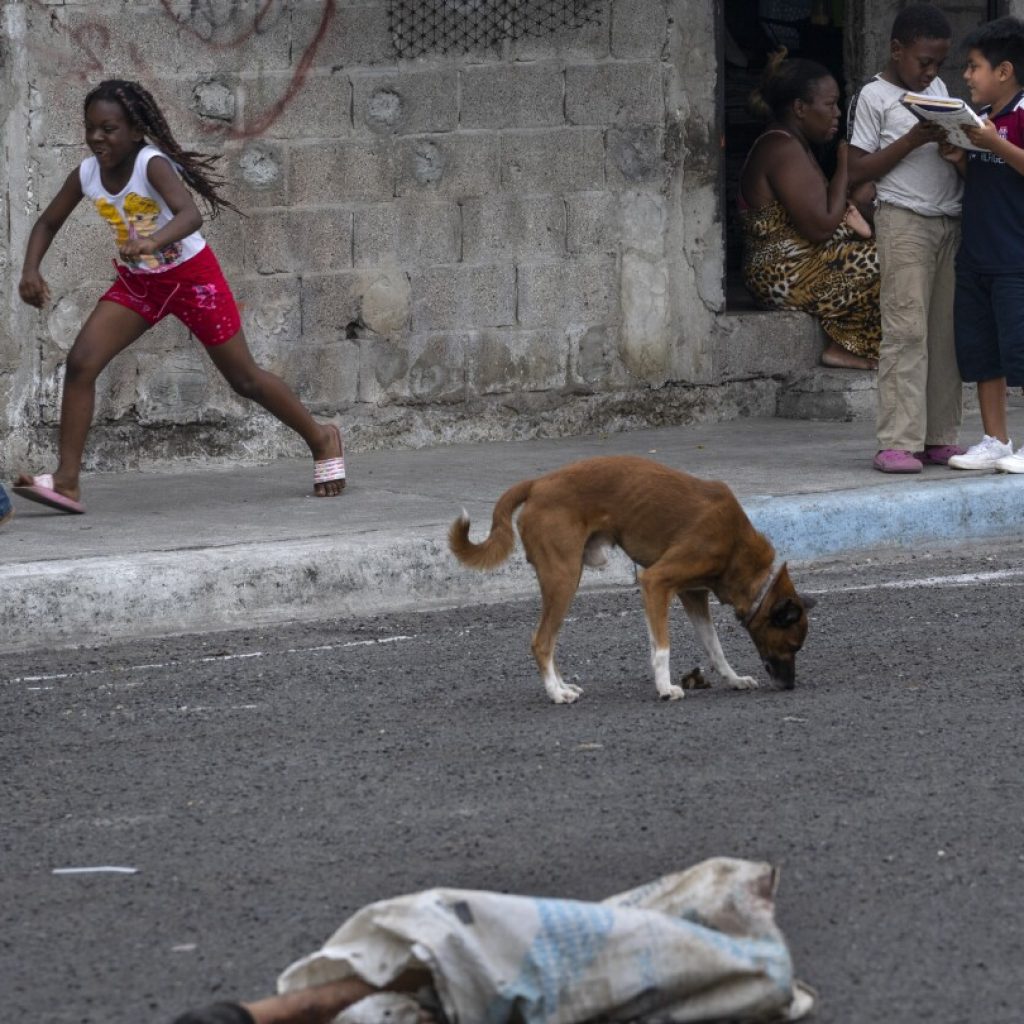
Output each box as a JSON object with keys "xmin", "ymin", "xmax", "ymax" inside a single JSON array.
[{"xmin": 739, "ymin": 50, "xmax": 881, "ymax": 370}]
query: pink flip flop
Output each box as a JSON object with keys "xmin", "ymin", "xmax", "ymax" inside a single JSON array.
[
  {"xmin": 313, "ymin": 425, "xmax": 346, "ymax": 495},
  {"xmin": 12, "ymin": 473, "xmax": 85, "ymax": 514}
]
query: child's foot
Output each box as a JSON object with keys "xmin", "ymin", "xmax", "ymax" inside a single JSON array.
[
  {"xmin": 820, "ymin": 343, "xmax": 878, "ymax": 371},
  {"xmin": 873, "ymin": 449, "xmax": 922, "ymax": 474},
  {"xmin": 996, "ymin": 445, "xmax": 1024, "ymax": 473},
  {"xmin": 12, "ymin": 472, "xmax": 85, "ymax": 514},
  {"xmin": 948, "ymin": 435, "xmax": 1013, "ymax": 470},
  {"xmin": 914, "ymin": 444, "xmax": 966, "ymax": 466},
  {"xmin": 311, "ymin": 424, "xmax": 346, "ymax": 497}
]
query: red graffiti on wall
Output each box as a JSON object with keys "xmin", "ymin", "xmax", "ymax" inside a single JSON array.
[{"xmin": 29, "ymin": 0, "xmax": 337, "ymax": 140}]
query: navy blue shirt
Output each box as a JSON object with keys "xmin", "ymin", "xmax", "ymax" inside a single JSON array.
[{"xmin": 960, "ymin": 91, "xmax": 1024, "ymax": 274}]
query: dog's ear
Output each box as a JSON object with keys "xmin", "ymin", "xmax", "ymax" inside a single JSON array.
[
  {"xmin": 770, "ymin": 598, "xmax": 803, "ymax": 627},
  {"xmin": 799, "ymin": 593, "xmax": 817, "ymax": 610}
]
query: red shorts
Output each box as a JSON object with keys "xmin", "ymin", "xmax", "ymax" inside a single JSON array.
[{"xmin": 100, "ymin": 244, "xmax": 242, "ymax": 347}]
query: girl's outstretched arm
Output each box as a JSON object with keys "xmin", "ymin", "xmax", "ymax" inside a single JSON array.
[
  {"xmin": 118, "ymin": 155, "xmax": 203, "ymax": 262},
  {"xmin": 20, "ymin": 169, "xmax": 84, "ymax": 308}
]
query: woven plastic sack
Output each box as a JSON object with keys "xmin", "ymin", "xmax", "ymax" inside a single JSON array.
[{"xmin": 277, "ymin": 858, "xmax": 814, "ymax": 1023}]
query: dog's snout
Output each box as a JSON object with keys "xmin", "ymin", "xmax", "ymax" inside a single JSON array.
[{"xmin": 765, "ymin": 657, "xmax": 796, "ymax": 689}]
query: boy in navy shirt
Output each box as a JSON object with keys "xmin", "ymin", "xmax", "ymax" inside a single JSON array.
[{"xmin": 946, "ymin": 17, "xmax": 1024, "ymax": 470}]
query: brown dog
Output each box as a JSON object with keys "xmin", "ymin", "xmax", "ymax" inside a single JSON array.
[{"xmin": 449, "ymin": 455, "xmax": 814, "ymax": 703}]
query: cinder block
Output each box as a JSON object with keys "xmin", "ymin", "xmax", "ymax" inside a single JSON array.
[
  {"xmin": 352, "ymin": 69, "xmax": 457, "ymax": 135},
  {"xmin": 354, "ymin": 200, "xmax": 460, "ymax": 266},
  {"xmin": 569, "ymin": 323, "xmax": 629, "ymax": 388},
  {"xmin": 612, "ymin": 0, "xmax": 669, "ymax": 57},
  {"xmin": 462, "ymin": 195, "xmax": 566, "ymax": 261},
  {"xmin": 566, "ymin": 192, "xmax": 619, "ymax": 253},
  {"xmin": 566, "ymin": 62, "xmax": 663, "ymax": 126},
  {"xmin": 511, "ymin": 1, "xmax": 611, "ymax": 60},
  {"xmin": 411, "ymin": 264, "xmax": 515, "ymax": 331},
  {"xmin": 231, "ymin": 275, "xmax": 303, "ymax": 368},
  {"xmin": 501, "ymin": 129, "xmax": 605, "ymax": 192},
  {"xmin": 293, "ymin": 2, "xmax": 395, "ymax": 69},
  {"xmin": 243, "ymin": 208, "xmax": 353, "ymax": 275},
  {"xmin": 153, "ymin": 75, "xmax": 236, "ymax": 147},
  {"xmin": 223, "ymin": 140, "xmax": 289, "ymax": 209},
  {"xmin": 606, "ymin": 127, "xmax": 664, "ymax": 185},
  {"xmin": 239, "ymin": 70, "xmax": 351, "ymax": 139},
  {"xmin": 102, "ymin": 5, "xmax": 292, "ymax": 75},
  {"xmin": 395, "ymin": 134, "xmax": 500, "ymax": 199},
  {"xmin": 280, "ymin": 337, "xmax": 361, "ymax": 412},
  {"xmin": 300, "ymin": 272, "xmax": 367, "ymax": 340},
  {"xmin": 53, "ymin": 209, "xmax": 119, "ymax": 288},
  {"xmin": 202, "ymin": 211, "xmax": 245, "ymax": 277},
  {"xmin": 290, "ymin": 140, "xmax": 394, "ymax": 204},
  {"xmin": 517, "ymin": 257, "xmax": 618, "ymax": 328},
  {"xmin": 360, "ymin": 332, "xmax": 467, "ymax": 404},
  {"xmin": 460, "ymin": 64, "xmax": 564, "ymax": 129},
  {"xmin": 135, "ymin": 347, "xmax": 217, "ymax": 424},
  {"xmin": 42, "ymin": 74, "xmax": 94, "ymax": 148},
  {"xmin": 466, "ymin": 329, "xmax": 567, "ymax": 394}
]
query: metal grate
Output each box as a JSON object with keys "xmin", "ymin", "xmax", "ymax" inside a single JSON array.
[{"xmin": 388, "ymin": 0, "xmax": 605, "ymax": 59}]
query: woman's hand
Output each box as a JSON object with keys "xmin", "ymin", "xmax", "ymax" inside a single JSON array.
[{"xmin": 19, "ymin": 270, "xmax": 51, "ymax": 308}]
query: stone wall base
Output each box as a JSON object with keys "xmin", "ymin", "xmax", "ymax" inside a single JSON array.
[{"xmin": 3, "ymin": 378, "xmax": 781, "ymax": 472}]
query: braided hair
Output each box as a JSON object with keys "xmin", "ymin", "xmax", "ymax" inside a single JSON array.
[{"xmin": 84, "ymin": 79, "xmax": 241, "ymax": 217}]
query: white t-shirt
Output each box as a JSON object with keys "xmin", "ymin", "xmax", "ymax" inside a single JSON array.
[
  {"xmin": 79, "ymin": 144, "xmax": 206, "ymax": 273},
  {"xmin": 848, "ymin": 74, "xmax": 962, "ymax": 217}
]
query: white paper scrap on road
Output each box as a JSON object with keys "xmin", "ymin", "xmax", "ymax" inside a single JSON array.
[
  {"xmin": 278, "ymin": 858, "xmax": 814, "ymax": 1023},
  {"xmin": 51, "ymin": 866, "xmax": 139, "ymax": 875}
]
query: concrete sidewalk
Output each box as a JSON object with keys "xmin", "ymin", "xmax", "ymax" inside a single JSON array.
[{"xmin": 3, "ymin": 405, "xmax": 1024, "ymax": 653}]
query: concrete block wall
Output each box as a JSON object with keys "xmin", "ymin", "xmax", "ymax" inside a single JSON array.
[{"xmin": 0, "ymin": 0, "xmax": 778, "ymax": 474}]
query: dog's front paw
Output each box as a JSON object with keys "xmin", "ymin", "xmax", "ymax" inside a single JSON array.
[
  {"xmin": 726, "ymin": 675, "xmax": 759, "ymax": 691},
  {"xmin": 549, "ymin": 682, "xmax": 584, "ymax": 704},
  {"xmin": 658, "ymin": 684, "xmax": 686, "ymax": 701}
]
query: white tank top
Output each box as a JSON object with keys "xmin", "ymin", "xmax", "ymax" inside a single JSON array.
[{"xmin": 79, "ymin": 144, "xmax": 206, "ymax": 273}]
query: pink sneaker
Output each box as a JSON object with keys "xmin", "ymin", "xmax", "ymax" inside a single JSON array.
[
  {"xmin": 914, "ymin": 444, "xmax": 967, "ymax": 466},
  {"xmin": 873, "ymin": 449, "xmax": 923, "ymax": 474}
]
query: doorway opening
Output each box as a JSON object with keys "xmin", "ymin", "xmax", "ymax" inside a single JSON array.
[{"xmin": 722, "ymin": 1, "xmax": 847, "ymax": 311}]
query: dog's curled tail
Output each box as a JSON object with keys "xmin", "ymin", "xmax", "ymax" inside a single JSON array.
[{"xmin": 449, "ymin": 478, "xmax": 533, "ymax": 571}]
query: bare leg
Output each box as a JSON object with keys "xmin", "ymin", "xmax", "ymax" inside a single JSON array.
[
  {"xmin": 977, "ymin": 376, "xmax": 1009, "ymax": 443},
  {"xmin": 243, "ymin": 972, "xmax": 432, "ymax": 1024},
  {"xmin": 16, "ymin": 301, "xmax": 150, "ymax": 501},
  {"xmin": 205, "ymin": 331, "xmax": 345, "ymax": 496}
]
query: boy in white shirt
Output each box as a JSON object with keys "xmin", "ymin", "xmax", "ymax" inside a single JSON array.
[{"xmin": 849, "ymin": 3, "xmax": 965, "ymax": 474}]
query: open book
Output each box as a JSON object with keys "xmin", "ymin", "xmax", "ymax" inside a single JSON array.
[{"xmin": 900, "ymin": 92, "xmax": 986, "ymax": 151}]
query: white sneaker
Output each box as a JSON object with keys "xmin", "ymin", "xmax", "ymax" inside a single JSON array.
[
  {"xmin": 995, "ymin": 446, "xmax": 1024, "ymax": 473},
  {"xmin": 948, "ymin": 435, "xmax": 1014, "ymax": 470}
]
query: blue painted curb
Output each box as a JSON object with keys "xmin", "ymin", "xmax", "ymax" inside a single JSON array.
[{"xmin": 744, "ymin": 476, "xmax": 1024, "ymax": 561}]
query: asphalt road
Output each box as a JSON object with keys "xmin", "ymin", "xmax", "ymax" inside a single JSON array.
[{"xmin": 3, "ymin": 540, "xmax": 1023, "ymax": 1024}]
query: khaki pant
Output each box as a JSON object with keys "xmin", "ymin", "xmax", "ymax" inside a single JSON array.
[{"xmin": 875, "ymin": 203, "xmax": 963, "ymax": 452}]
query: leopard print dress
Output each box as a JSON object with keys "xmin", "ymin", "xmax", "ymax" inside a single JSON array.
[{"xmin": 740, "ymin": 199, "xmax": 881, "ymax": 360}]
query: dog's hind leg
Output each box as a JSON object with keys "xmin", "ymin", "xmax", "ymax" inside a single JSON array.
[
  {"xmin": 530, "ymin": 560, "xmax": 584, "ymax": 705},
  {"xmin": 679, "ymin": 590, "xmax": 758, "ymax": 690},
  {"xmin": 639, "ymin": 568, "xmax": 684, "ymax": 701}
]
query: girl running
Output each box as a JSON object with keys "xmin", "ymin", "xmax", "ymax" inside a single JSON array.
[{"xmin": 15, "ymin": 79, "xmax": 346, "ymax": 514}]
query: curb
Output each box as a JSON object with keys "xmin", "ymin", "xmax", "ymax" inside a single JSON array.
[
  {"xmin": 745, "ymin": 475, "xmax": 1024, "ymax": 560},
  {"xmin": 2, "ymin": 477, "xmax": 1022, "ymax": 654}
]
